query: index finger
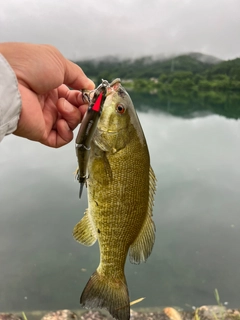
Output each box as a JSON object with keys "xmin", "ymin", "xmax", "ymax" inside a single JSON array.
[
  {"xmin": 63, "ymin": 59, "xmax": 95, "ymax": 91},
  {"xmin": 58, "ymin": 84, "xmax": 86, "ymax": 106}
]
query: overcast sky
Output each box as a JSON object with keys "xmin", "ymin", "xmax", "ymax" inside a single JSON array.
[{"xmin": 1, "ymin": 0, "xmax": 240, "ymax": 61}]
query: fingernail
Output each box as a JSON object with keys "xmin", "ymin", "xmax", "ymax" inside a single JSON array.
[
  {"xmin": 63, "ymin": 99, "xmax": 74, "ymax": 112},
  {"xmin": 64, "ymin": 121, "xmax": 71, "ymax": 131}
]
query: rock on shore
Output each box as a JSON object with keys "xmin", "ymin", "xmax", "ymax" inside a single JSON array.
[{"xmin": 1, "ymin": 306, "xmax": 240, "ymax": 320}]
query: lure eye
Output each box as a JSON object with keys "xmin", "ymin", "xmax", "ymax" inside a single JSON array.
[{"xmin": 116, "ymin": 104, "xmax": 125, "ymax": 114}]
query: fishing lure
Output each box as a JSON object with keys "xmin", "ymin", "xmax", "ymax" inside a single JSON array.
[{"xmin": 75, "ymin": 80, "xmax": 108, "ymax": 198}]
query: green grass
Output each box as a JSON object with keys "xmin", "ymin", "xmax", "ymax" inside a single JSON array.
[{"xmin": 22, "ymin": 312, "xmax": 28, "ymax": 320}]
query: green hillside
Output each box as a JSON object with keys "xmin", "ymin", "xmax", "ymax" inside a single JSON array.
[
  {"xmin": 77, "ymin": 54, "xmax": 212, "ymax": 79},
  {"xmin": 76, "ymin": 53, "xmax": 240, "ymax": 92},
  {"xmin": 204, "ymin": 58, "xmax": 240, "ymax": 80}
]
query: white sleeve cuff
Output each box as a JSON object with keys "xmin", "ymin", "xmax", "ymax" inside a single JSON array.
[{"xmin": 0, "ymin": 53, "xmax": 22, "ymax": 142}]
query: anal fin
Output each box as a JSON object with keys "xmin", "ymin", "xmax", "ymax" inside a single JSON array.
[{"xmin": 73, "ymin": 209, "xmax": 97, "ymax": 246}]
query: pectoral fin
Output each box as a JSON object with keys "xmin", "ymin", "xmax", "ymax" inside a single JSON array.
[
  {"xmin": 73, "ymin": 209, "xmax": 97, "ymax": 246},
  {"xmin": 129, "ymin": 166, "xmax": 157, "ymax": 264}
]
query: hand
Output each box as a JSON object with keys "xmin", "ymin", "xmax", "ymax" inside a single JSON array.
[{"xmin": 0, "ymin": 42, "xmax": 95, "ymax": 148}]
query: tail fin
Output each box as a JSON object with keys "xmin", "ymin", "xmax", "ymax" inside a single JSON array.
[{"xmin": 80, "ymin": 270, "xmax": 130, "ymax": 320}]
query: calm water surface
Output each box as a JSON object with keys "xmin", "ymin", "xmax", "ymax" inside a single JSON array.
[{"xmin": 1, "ymin": 92, "xmax": 240, "ymax": 311}]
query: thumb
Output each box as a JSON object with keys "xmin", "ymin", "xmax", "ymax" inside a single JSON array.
[{"xmin": 63, "ymin": 59, "xmax": 95, "ymax": 91}]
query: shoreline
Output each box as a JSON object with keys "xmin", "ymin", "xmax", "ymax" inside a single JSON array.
[{"xmin": 1, "ymin": 305, "xmax": 240, "ymax": 320}]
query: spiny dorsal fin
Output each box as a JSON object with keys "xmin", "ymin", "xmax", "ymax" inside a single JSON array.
[
  {"xmin": 73, "ymin": 209, "xmax": 97, "ymax": 246},
  {"xmin": 129, "ymin": 166, "xmax": 157, "ymax": 264}
]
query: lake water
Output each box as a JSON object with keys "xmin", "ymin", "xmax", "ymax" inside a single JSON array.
[{"xmin": 1, "ymin": 92, "xmax": 240, "ymax": 312}]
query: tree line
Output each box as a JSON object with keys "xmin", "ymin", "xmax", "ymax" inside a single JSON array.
[{"xmin": 75, "ymin": 54, "xmax": 240, "ymax": 92}]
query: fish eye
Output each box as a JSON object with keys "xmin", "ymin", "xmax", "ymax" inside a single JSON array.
[{"xmin": 116, "ymin": 104, "xmax": 125, "ymax": 114}]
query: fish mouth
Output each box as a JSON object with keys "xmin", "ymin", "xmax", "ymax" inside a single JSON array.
[
  {"xmin": 105, "ymin": 78, "xmax": 127, "ymax": 97},
  {"xmin": 110, "ymin": 78, "xmax": 121, "ymax": 88}
]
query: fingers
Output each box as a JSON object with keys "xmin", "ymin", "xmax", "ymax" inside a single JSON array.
[
  {"xmin": 57, "ymin": 97, "xmax": 83, "ymax": 130},
  {"xmin": 39, "ymin": 94, "xmax": 89, "ymax": 148},
  {"xmin": 57, "ymin": 85, "xmax": 90, "ymax": 123},
  {"xmin": 44, "ymin": 119, "xmax": 73, "ymax": 148},
  {"xmin": 56, "ymin": 119, "xmax": 73, "ymax": 145},
  {"xmin": 63, "ymin": 59, "xmax": 95, "ymax": 91},
  {"xmin": 45, "ymin": 98, "xmax": 89, "ymax": 148},
  {"xmin": 57, "ymin": 84, "xmax": 87, "ymax": 106}
]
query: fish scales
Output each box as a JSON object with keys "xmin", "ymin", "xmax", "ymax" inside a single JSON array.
[
  {"xmin": 89, "ymin": 132, "xmax": 149, "ymax": 269},
  {"xmin": 73, "ymin": 79, "xmax": 156, "ymax": 320}
]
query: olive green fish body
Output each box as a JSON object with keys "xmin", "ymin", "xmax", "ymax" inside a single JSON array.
[
  {"xmin": 73, "ymin": 80, "xmax": 156, "ymax": 320},
  {"xmin": 89, "ymin": 127, "xmax": 150, "ymax": 263}
]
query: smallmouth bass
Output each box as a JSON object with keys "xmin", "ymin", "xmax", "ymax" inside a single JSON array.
[{"xmin": 73, "ymin": 79, "xmax": 156, "ymax": 320}]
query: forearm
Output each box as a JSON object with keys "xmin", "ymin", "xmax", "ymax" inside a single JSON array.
[{"xmin": 0, "ymin": 53, "xmax": 22, "ymax": 142}]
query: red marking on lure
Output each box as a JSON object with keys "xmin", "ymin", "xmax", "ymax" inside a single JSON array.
[{"xmin": 92, "ymin": 92, "xmax": 103, "ymax": 112}]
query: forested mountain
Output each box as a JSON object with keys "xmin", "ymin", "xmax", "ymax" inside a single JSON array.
[
  {"xmin": 204, "ymin": 58, "xmax": 240, "ymax": 80},
  {"xmin": 76, "ymin": 54, "xmax": 214, "ymax": 80},
  {"xmin": 75, "ymin": 53, "xmax": 240, "ymax": 92}
]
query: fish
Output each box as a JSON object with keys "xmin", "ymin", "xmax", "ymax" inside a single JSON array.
[{"xmin": 73, "ymin": 79, "xmax": 156, "ymax": 320}]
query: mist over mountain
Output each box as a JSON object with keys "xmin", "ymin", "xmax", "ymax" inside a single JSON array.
[
  {"xmin": 76, "ymin": 52, "xmax": 240, "ymax": 93},
  {"xmin": 78, "ymin": 52, "xmax": 222, "ymax": 66},
  {"xmin": 187, "ymin": 52, "xmax": 222, "ymax": 64},
  {"xmin": 76, "ymin": 52, "xmax": 233, "ymax": 81}
]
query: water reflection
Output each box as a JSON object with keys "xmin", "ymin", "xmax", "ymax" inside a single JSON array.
[
  {"xmin": 1, "ymin": 93, "xmax": 240, "ymax": 311},
  {"xmin": 131, "ymin": 91, "xmax": 240, "ymax": 119}
]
